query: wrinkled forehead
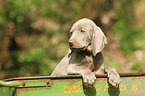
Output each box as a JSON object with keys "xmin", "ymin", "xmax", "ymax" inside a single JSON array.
[{"xmin": 70, "ymin": 19, "xmax": 96, "ymax": 32}]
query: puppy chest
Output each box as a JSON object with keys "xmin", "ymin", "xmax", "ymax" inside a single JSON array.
[{"xmin": 85, "ymin": 56, "xmax": 94, "ymax": 71}]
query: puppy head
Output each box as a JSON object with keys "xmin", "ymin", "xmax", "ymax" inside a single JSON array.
[{"xmin": 69, "ymin": 18, "xmax": 107, "ymax": 56}]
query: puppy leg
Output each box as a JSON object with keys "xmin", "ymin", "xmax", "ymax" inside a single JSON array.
[
  {"xmin": 105, "ymin": 66, "xmax": 121, "ymax": 88},
  {"xmin": 51, "ymin": 55, "xmax": 68, "ymax": 76},
  {"xmin": 93, "ymin": 52, "xmax": 105, "ymax": 74},
  {"xmin": 67, "ymin": 64, "xmax": 96, "ymax": 87}
]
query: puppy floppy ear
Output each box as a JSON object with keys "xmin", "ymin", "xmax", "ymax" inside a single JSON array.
[{"xmin": 91, "ymin": 27, "xmax": 107, "ymax": 56}]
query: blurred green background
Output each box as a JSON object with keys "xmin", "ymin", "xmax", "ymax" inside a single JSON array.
[{"xmin": 0, "ymin": 0, "xmax": 145, "ymax": 79}]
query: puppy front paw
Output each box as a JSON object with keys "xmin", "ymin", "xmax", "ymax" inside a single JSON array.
[
  {"xmin": 108, "ymin": 71, "xmax": 121, "ymax": 88},
  {"xmin": 83, "ymin": 72, "xmax": 96, "ymax": 87}
]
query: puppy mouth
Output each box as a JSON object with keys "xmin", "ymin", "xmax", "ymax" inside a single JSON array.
[{"xmin": 70, "ymin": 46, "xmax": 86, "ymax": 51}]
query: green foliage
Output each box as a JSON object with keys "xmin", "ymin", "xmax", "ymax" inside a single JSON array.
[
  {"xmin": 104, "ymin": 56, "xmax": 122, "ymax": 73},
  {"xmin": 132, "ymin": 60, "xmax": 144, "ymax": 72},
  {"xmin": 0, "ymin": 0, "xmax": 87, "ymax": 78},
  {"xmin": 0, "ymin": 0, "xmax": 145, "ymax": 79},
  {"xmin": 41, "ymin": 0, "xmax": 86, "ymax": 23},
  {"xmin": 112, "ymin": 0, "xmax": 145, "ymax": 72},
  {"xmin": 0, "ymin": 0, "xmax": 86, "ymax": 33},
  {"xmin": 112, "ymin": 0, "xmax": 145, "ymax": 55},
  {"xmin": 17, "ymin": 47, "xmax": 54, "ymax": 76}
]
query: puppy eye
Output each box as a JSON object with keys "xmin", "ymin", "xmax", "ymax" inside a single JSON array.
[{"xmin": 81, "ymin": 30, "xmax": 85, "ymax": 33}]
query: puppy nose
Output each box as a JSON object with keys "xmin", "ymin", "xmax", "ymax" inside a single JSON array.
[{"xmin": 69, "ymin": 41, "xmax": 73, "ymax": 47}]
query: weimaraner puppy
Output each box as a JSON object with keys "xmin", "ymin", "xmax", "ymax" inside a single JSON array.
[{"xmin": 51, "ymin": 18, "xmax": 121, "ymax": 87}]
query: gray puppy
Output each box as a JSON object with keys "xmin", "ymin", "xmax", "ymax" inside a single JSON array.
[{"xmin": 51, "ymin": 18, "xmax": 121, "ymax": 87}]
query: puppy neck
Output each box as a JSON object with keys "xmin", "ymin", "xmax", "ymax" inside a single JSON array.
[{"xmin": 74, "ymin": 50, "xmax": 93, "ymax": 56}]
